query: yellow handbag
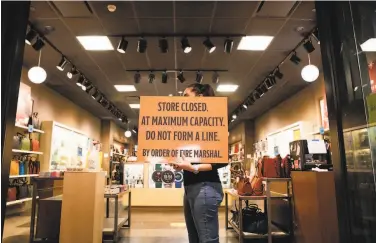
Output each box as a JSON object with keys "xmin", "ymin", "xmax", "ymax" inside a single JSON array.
[{"xmin": 10, "ymin": 159, "xmax": 19, "ymax": 175}]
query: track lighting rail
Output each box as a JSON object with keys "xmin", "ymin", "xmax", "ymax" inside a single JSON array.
[
  {"xmin": 231, "ymin": 27, "xmax": 319, "ymax": 123},
  {"xmin": 126, "ymin": 69, "xmax": 228, "ymax": 72},
  {"xmin": 109, "ymin": 34, "xmax": 246, "ymax": 38}
]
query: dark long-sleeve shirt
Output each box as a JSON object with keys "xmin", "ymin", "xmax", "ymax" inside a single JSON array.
[{"xmin": 183, "ymin": 163, "xmax": 228, "ymax": 186}]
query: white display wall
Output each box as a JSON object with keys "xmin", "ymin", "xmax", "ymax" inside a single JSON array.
[{"xmin": 267, "ymin": 122, "xmax": 301, "ymax": 157}]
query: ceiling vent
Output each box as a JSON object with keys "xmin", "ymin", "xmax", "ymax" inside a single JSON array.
[{"xmin": 256, "ymin": 1, "xmax": 298, "ymax": 18}]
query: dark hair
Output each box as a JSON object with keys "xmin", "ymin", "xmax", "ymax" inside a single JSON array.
[{"xmin": 186, "ymin": 83, "xmax": 215, "ymax": 97}]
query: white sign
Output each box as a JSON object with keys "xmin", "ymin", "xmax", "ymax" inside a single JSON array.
[{"xmin": 307, "ymin": 139, "xmax": 327, "ymax": 154}]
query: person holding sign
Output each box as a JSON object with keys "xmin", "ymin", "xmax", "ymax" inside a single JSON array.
[{"xmin": 171, "ymin": 83, "xmax": 227, "ymax": 243}]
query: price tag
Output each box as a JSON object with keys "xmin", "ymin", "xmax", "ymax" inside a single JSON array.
[
  {"xmin": 319, "ymin": 127, "xmax": 325, "ymax": 135},
  {"xmin": 28, "ymin": 124, "xmax": 34, "ymax": 133}
]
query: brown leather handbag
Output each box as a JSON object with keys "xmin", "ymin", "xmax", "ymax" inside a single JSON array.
[{"xmin": 237, "ymin": 175, "xmax": 253, "ymax": 196}]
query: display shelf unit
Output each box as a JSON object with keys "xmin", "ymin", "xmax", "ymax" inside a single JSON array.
[
  {"xmin": 15, "ymin": 124, "xmax": 45, "ymax": 133},
  {"xmin": 225, "ymin": 178, "xmax": 293, "ymax": 243},
  {"xmin": 7, "ymin": 197, "xmax": 32, "ymax": 206},
  {"xmin": 103, "ymin": 190, "xmax": 131, "ymax": 242},
  {"xmin": 9, "ymin": 174, "xmax": 39, "ymax": 179},
  {"xmin": 12, "ymin": 149, "xmax": 43, "ymax": 155}
]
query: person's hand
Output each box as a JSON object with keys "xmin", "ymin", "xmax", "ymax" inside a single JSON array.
[{"xmin": 170, "ymin": 156, "xmax": 193, "ymax": 172}]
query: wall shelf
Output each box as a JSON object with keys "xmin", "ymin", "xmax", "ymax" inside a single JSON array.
[
  {"xmin": 15, "ymin": 124, "xmax": 45, "ymax": 134},
  {"xmin": 6, "ymin": 196, "xmax": 39, "ymax": 206},
  {"xmin": 9, "ymin": 174, "xmax": 39, "ymax": 179},
  {"xmin": 12, "ymin": 149, "xmax": 43, "ymax": 155}
]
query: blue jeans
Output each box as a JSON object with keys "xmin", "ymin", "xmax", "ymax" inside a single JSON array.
[{"xmin": 184, "ymin": 182, "xmax": 224, "ymax": 243}]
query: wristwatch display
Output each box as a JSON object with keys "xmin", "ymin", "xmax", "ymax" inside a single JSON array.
[
  {"xmin": 174, "ymin": 171, "xmax": 183, "ymax": 188},
  {"xmin": 152, "ymin": 164, "xmax": 163, "ymax": 188}
]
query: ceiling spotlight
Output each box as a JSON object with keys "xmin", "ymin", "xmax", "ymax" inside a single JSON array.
[
  {"xmin": 274, "ymin": 68, "xmax": 283, "ymax": 79},
  {"xmin": 159, "ymin": 38, "xmax": 169, "ymax": 53},
  {"xmin": 303, "ymin": 39, "xmax": 315, "ymax": 53},
  {"xmin": 161, "ymin": 71, "xmax": 168, "ymax": 83},
  {"xmin": 76, "ymin": 75, "xmax": 85, "ymax": 87},
  {"xmin": 242, "ymin": 103, "xmax": 248, "ymax": 109},
  {"xmin": 25, "ymin": 29, "xmax": 37, "ymax": 45},
  {"xmin": 260, "ymin": 84, "xmax": 268, "ymax": 95},
  {"xmin": 117, "ymin": 37, "xmax": 128, "ymax": 53},
  {"xmin": 265, "ymin": 77, "xmax": 275, "ymax": 89},
  {"xmin": 137, "ymin": 38, "xmax": 147, "ymax": 53},
  {"xmin": 92, "ymin": 89, "xmax": 101, "ymax": 100},
  {"xmin": 224, "ymin": 38, "xmax": 233, "ymax": 54},
  {"xmin": 203, "ymin": 38, "xmax": 216, "ymax": 53},
  {"xmin": 67, "ymin": 66, "xmax": 78, "ymax": 79},
  {"xmin": 232, "ymin": 114, "xmax": 237, "ymax": 119},
  {"xmin": 56, "ymin": 56, "xmax": 68, "ymax": 71},
  {"xmin": 132, "ymin": 127, "xmax": 137, "ymax": 134},
  {"xmin": 290, "ymin": 52, "xmax": 301, "ymax": 65},
  {"xmin": 99, "ymin": 96, "xmax": 107, "ymax": 105},
  {"xmin": 134, "ymin": 72, "xmax": 141, "ymax": 84},
  {"xmin": 177, "ymin": 71, "xmax": 185, "ymax": 83},
  {"xmin": 254, "ymin": 90, "xmax": 261, "ymax": 100},
  {"xmin": 181, "ymin": 37, "xmax": 192, "ymax": 53},
  {"xmin": 32, "ymin": 38, "xmax": 45, "ymax": 51},
  {"xmin": 148, "ymin": 72, "xmax": 155, "ymax": 83},
  {"xmin": 312, "ymin": 29, "xmax": 320, "ymax": 44},
  {"xmin": 85, "ymin": 84, "xmax": 94, "ymax": 94},
  {"xmin": 212, "ymin": 72, "xmax": 219, "ymax": 84},
  {"xmin": 195, "ymin": 71, "xmax": 203, "ymax": 83}
]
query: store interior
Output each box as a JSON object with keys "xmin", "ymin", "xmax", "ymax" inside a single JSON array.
[{"xmin": 2, "ymin": 1, "xmax": 375, "ymax": 243}]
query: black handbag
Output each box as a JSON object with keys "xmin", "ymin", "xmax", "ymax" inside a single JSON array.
[
  {"xmin": 18, "ymin": 178, "xmax": 29, "ymax": 199},
  {"xmin": 242, "ymin": 202, "xmax": 268, "ymax": 234}
]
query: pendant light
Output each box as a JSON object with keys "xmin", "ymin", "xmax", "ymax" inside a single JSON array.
[
  {"xmin": 124, "ymin": 122, "xmax": 132, "ymax": 138},
  {"xmin": 301, "ymin": 54, "xmax": 319, "ymax": 82},
  {"xmin": 28, "ymin": 50, "xmax": 47, "ymax": 84}
]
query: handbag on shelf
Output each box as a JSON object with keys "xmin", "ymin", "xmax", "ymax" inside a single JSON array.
[
  {"xmin": 31, "ymin": 139, "xmax": 40, "ymax": 151},
  {"xmin": 21, "ymin": 137, "xmax": 31, "ymax": 151},
  {"xmin": 12, "ymin": 133, "xmax": 23, "ymax": 150},
  {"xmin": 18, "ymin": 179, "xmax": 29, "ymax": 199},
  {"xmin": 32, "ymin": 112, "xmax": 40, "ymax": 129},
  {"xmin": 10, "ymin": 157, "xmax": 20, "ymax": 175},
  {"xmin": 7, "ymin": 187, "xmax": 17, "ymax": 202},
  {"xmin": 7, "ymin": 180, "xmax": 18, "ymax": 201},
  {"xmin": 261, "ymin": 156, "xmax": 280, "ymax": 178},
  {"xmin": 28, "ymin": 184, "xmax": 34, "ymax": 197},
  {"xmin": 242, "ymin": 202, "xmax": 268, "ymax": 234},
  {"xmin": 19, "ymin": 160, "xmax": 26, "ymax": 175},
  {"xmin": 35, "ymin": 160, "xmax": 40, "ymax": 174},
  {"xmin": 236, "ymin": 171, "xmax": 254, "ymax": 196}
]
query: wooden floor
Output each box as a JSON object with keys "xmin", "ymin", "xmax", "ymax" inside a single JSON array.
[{"xmin": 3, "ymin": 207, "xmax": 240, "ymax": 243}]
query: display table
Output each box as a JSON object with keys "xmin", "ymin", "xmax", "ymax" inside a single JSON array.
[
  {"xmin": 59, "ymin": 172, "xmax": 105, "ymax": 243},
  {"xmin": 225, "ymin": 178, "xmax": 293, "ymax": 243},
  {"xmin": 291, "ymin": 171, "xmax": 339, "ymax": 243},
  {"xmin": 103, "ymin": 190, "xmax": 131, "ymax": 242}
]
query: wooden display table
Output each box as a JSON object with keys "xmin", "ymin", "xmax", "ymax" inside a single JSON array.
[
  {"xmin": 103, "ymin": 190, "xmax": 131, "ymax": 242},
  {"xmin": 59, "ymin": 172, "xmax": 105, "ymax": 243},
  {"xmin": 225, "ymin": 178, "xmax": 293, "ymax": 243}
]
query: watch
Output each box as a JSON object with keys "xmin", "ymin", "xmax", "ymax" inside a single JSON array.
[
  {"xmin": 152, "ymin": 164, "xmax": 163, "ymax": 188},
  {"xmin": 174, "ymin": 171, "xmax": 183, "ymax": 188},
  {"xmin": 192, "ymin": 164, "xmax": 199, "ymax": 174}
]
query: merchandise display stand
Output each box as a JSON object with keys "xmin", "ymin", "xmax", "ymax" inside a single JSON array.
[
  {"xmin": 29, "ymin": 176, "xmax": 64, "ymax": 243},
  {"xmin": 225, "ymin": 178, "xmax": 293, "ymax": 243},
  {"xmin": 103, "ymin": 190, "xmax": 131, "ymax": 242}
]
